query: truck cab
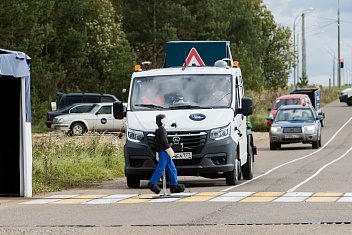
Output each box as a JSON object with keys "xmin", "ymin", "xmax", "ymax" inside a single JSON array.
[{"xmin": 114, "ymin": 41, "xmax": 255, "ymax": 188}]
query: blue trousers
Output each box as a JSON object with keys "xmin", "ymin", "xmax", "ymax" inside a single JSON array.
[{"xmin": 149, "ymin": 151, "xmax": 178, "ymax": 185}]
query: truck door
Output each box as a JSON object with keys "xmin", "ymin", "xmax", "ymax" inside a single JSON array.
[
  {"xmin": 236, "ymin": 76, "xmax": 247, "ymax": 163},
  {"xmin": 94, "ymin": 105, "xmax": 115, "ymax": 131}
]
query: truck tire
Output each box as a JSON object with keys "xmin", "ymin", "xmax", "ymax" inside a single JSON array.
[
  {"xmin": 225, "ymin": 152, "xmax": 239, "ymax": 186},
  {"xmin": 126, "ymin": 174, "xmax": 140, "ymax": 188},
  {"xmin": 242, "ymin": 144, "xmax": 254, "ymax": 180},
  {"xmin": 347, "ymin": 97, "xmax": 352, "ymax": 106}
]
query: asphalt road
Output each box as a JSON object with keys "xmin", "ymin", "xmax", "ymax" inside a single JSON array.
[{"xmin": 1, "ymin": 99, "xmax": 352, "ymax": 234}]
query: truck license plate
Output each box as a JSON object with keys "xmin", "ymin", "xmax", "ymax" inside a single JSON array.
[
  {"xmin": 285, "ymin": 134, "xmax": 299, "ymax": 139},
  {"xmin": 172, "ymin": 152, "xmax": 192, "ymax": 159}
]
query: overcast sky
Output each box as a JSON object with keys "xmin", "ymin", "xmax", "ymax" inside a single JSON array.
[{"xmin": 263, "ymin": 0, "xmax": 352, "ymax": 86}]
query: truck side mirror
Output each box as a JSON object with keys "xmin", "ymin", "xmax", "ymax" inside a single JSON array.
[
  {"xmin": 113, "ymin": 101, "xmax": 124, "ymax": 119},
  {"xmin": 241, "ymin": 97, "xmax": 253, "ymax": 116}
]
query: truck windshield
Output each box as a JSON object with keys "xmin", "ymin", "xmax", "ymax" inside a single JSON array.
[
  {"xmin": 275, "ymin": 108, "xmax": 314, "ymax": 122},
  {"xmin": 131, "ymin": 75, "xmax": 232, "ymax": 110}
]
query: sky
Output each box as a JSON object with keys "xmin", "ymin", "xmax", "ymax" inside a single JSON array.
[{"xmin": 262, "ymin": 0, "xmax": 352, "ymax": 87}]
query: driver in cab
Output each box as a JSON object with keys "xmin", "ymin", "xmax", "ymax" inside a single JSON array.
[
  {"xmin": 141, "ymin": 82, "xmax": 165, "ymax": 105},
  {"xmin": 197, "ymin": 77, "xmax": 229, "ymax": 104}
]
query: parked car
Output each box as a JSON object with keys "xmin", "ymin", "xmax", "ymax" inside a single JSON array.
[
  {"xmin": 267, "ymin": 104, "xmax": 323, "ymax": 150},
  {"xmin": 52, "ymin": 103, "xmax": 125, "ymax": 135},
  {"xmin": 52, "ymin": 92, "xmax": 119, "ymax": 111},
  {"xmin": 46, "ymin": 103, "xmax": 96, "ymax": 128},
  {"xmin": 267, "ymin": 94, "xmax": 312, "ymax": 130}
]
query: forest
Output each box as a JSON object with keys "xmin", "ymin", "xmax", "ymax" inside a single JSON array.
[{"xmin": 0, "ymin": 0, "xmax": 294, "ymax": 128}]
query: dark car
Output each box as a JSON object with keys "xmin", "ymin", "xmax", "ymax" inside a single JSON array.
[
  {"xmin": 46, "ymin": 103, "xmax": 96, "ymax": 128},
  {"xmin": 53, "ymin": 92, "xmax": 119, "ymax": 111}
]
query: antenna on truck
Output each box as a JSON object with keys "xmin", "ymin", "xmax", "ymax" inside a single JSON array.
[
  {"xmin": 182, "ymin": 51, "xmax": 186, "ymax": 70},
  {"xmin": 142, "ymin": 61, "xmax": 151, "ymax": 70}
]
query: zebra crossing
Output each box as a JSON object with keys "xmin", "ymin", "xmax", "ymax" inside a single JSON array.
[{"xmin": 20, "ymin": 192, "xmax": 352, "ymax": 205}]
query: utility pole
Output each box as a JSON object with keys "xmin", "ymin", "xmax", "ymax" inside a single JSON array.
[
  {"xmin": 338, "ymin": 0, "xmax": 341, "ymax": 88},
  {"xmin": 302, "ymin": 12, "xmax": 306, "ymax": 79}
]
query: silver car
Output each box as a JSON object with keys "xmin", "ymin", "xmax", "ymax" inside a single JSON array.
[
  {"xmin": 52, "ymin": 103, "xmax": 125, "ymax": 135},
  {"xmin": 267, "ymin": 104, "xmax": 323, "ymax": 150}
]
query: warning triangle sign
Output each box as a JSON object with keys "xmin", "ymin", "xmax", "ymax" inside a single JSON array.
[{"xmin": 184, "ymin": 48, "xmax": 205, "ymax": 66}]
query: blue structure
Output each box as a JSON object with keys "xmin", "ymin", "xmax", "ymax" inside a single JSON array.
[
  {"xmin": 164, "ymin": 41, "xmax": 232, "ymax": 68},
  {"xmin": 0, "ymin": 49, "xmax": 32, "ymax": 197}
]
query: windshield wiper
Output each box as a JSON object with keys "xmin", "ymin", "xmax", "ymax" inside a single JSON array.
[
  {"xmin": 168, "ymin": 104, "xmax": 202, "ymax": 109},
  {"xmin": 134, "ymin": 104, "xmax": 166, "ymax": 109}
]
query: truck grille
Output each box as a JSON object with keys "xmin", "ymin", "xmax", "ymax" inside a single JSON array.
[
  {"xmin": 147, "ymin": 131, "xmax": 207, "ymax": 154},
  {"xmin": 283, "ymin": 127, "xmax": 302, "ymax": 133}
]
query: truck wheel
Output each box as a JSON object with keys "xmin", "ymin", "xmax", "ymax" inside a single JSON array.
[
  {"xmin": 225, "ymin": 152, "xmax": 239, "ymax": 186},
  {"xmin": 70, "ymin": 122, "xmax": 86, "ymax": 136},
  {"xmin": 347, "ymin": 97, "xmax": 352, "ymax": 106},
  {"xmin": 242, "ymin": 146, "xmax": 254, "ymax": 180},
  {"xmin": 126, "ymin": 174, "xmax": 140, "ymax": 188}
]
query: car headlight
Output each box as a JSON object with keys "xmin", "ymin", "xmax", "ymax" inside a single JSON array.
[
  {"xmin": 341, "ymin": 92, "xmax": 347, "ymax": 96},
  {"xmin": 304, "ymin": 125, "xmax": 315, "ymax": 132},
  {"xmin": 127, "ymin": 129, "xmax": 144, "ymax": 142},
  {"xmin": 210, "ymin": 123, "xmax": 231, "ymax": 140},
  {"xmin": 270, "ymin": 126, "xmax": 281, "ymax": 132}
]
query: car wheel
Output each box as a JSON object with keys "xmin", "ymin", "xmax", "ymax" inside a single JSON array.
[
  {"xmin": 126, "ymin": 174, "xmax": 140, "ymax": 188},
  {"xmin": 312, "ymin": 139, "xmax": 319, "ymax": 149},
  {"xmin": 347, "ymin": 97, "xmax": 352, "ymax": 106},
  {"xmin": 225, "ymin": 152, "xmax": 239, "ymax": 186},
  {"xmin": 270, "ymin": 142, "xmax": 280, "ymax": 150},
  {"xmin": 70, "ymin": 122, "xmax": 86, "ymax": 136}
]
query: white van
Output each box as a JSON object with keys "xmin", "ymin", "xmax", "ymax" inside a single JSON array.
[{"xmin": 114, "ymin": 41, "xmax": 256, "ymax": 188}]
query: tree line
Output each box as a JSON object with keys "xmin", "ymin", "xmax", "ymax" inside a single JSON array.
[{"xmin": 0, "ymin": 0, "xmax": 294, "ymax": 127}]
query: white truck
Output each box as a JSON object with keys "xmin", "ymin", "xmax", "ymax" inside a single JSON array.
[{"xmin": 113, "ymin": 41, "xmax": 256, "ymax": 188}]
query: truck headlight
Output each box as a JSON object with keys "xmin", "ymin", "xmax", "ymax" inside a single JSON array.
[
  {"xmin": 210, "ymin": 123, "xmax": 231, "ymax": 140},
  {"xmin": 304, "ymin": 125, "xmax": 315, "ymax": 132},
  {"xmin": 270, "ymin": 126, "xmax": 281, "ymax": 132},
  {"xmin": 127, "ymin": 129, "xmax": 144, "ymax": 142}
]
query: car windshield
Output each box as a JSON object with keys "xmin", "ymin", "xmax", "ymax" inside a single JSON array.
[
  {"xmin": 274, "ymin": 108, "xmax": 314, "ymax": 122},
  {"xmin": 273, "ymin": 98, "xmax": 300, "ymax": 110},
  {"xmin": 131, "ymin": 74, "xmax": 232, "ymax": 110}
]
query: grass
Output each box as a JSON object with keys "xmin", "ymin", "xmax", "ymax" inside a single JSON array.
[
  {"xmin": 32, "ymin": 133, "xmax": 125, "ymax": 195},
  {"xmin": 246, "ymin": 86, "xmax": 346, "ymax": 132}
]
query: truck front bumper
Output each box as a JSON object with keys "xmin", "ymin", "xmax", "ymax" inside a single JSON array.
[{"xmin": 124, "ymin": 136, "xmax": 237, "ymax": 177}]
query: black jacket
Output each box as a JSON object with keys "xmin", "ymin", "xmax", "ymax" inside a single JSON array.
[{"xmin": 155, "ymin": 126, "xmax": 170, "ymax": 152}]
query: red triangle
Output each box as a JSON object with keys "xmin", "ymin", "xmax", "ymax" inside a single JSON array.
[{"xmin": 184, "ymin": 48, "xmax": 205, "ymax": 66}]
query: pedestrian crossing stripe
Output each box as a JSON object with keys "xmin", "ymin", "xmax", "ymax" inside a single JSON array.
[{"xmin": 19, "ymin": 192, "xmax": 352, "ymax": 205}]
